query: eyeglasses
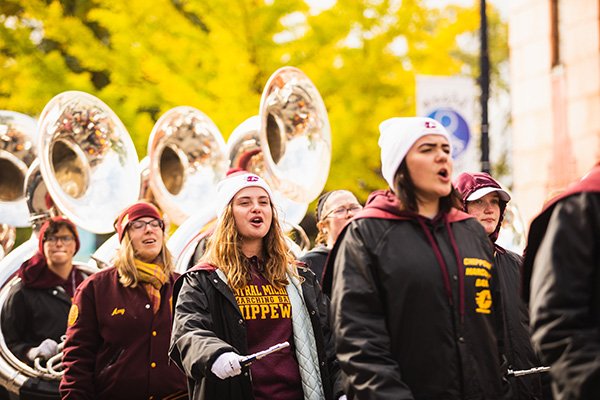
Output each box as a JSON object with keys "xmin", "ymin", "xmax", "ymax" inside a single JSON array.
[
  {"xmin": 129, "ymin": 219, "xmax": 164, "ymax": 231},
  {"xmin": 45, "ymin": 235, "xmax": 75, "ymax": 244},
  {"xmin": 323, "ymin": 204, "xmax": 363, "ymax": 219}
]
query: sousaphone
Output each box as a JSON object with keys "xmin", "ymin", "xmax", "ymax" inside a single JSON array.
[
  {"xmin": 173, "ymin": 67, "xmax": 331, "ymax": 270},
  {"xmin": 147, "ymin": 106, "xmax": 228, "ymax": 225},
  {"xmin": 0, "ymin": 91, "xmax": 140, "ymax": 395},
  {"xmin": 0, "ymin": 111, "xmax": 38, "ymax": 259}
]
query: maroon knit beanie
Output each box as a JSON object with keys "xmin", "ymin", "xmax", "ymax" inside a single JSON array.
[{"xmin": 114, "ymin": 201, "xmax": 163, "ymax": 242}]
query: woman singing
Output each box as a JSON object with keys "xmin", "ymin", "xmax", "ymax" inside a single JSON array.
[
  {"xmin": 169, "ymin": 170, "xmax": 343, "ymax": 400},
  {"xmin": 60, "ymin": 201, "xmax": 187, "ymax": 400},
  {"xmin": 329, "ymin": 117, "xmax": 508, "ymax": 400}
]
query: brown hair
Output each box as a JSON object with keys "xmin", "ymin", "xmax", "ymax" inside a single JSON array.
[
  {"xmin": 393, "ymin": 160, "xmax": 462, "ymax": 214},
  {"xmin": 113, "ymin": 230, "xmax": 174, "ymax": 288},
  {"xmin": 201, "ymin": 201, "xmax": 299, "ymax": 290},
  {"xmin": 43, "ymin": 220, "xmax": 78, "ymax": 242}
]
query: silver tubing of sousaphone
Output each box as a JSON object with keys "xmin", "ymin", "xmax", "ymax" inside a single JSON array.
[{"xmin": 0, "ymin": 225, "xmax": 16, "ymax": 261}]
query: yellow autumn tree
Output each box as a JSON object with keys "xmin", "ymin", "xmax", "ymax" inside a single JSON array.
[{"xmin": 0, "ymin": 0, "xmax": 507, "ymax": 228}]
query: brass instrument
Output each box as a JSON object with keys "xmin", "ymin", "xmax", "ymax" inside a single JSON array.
[
  {"xmin": 93, "ymin": 107, "xmax": 229, "ymax": 270},
  {"xmin": 169, "ymin": 67, "xmax": 331, "ymax": 270},
  {"xmin": 257, "ymin": 66, "xmax": 331, "ymax": 203},
  {"xmin": 0, "ymin": 110, "xmax": 38, "ymax": 228},
  {"xmin": 37, "ymin": 91, "xmax": 140, "ymax": 233},
  {"xmin": 0, "ymin": 111, "xmax": 37, "ymax": 261},
  {"xmin": 147, "ymin": 106, "xmax": 228, "ymax": 225},
  {"xmin": 0, "ymin": 225, "xmax": 16, "ymax": 261},
  {"xmin": 0, "ymin": 91, "xmax": 140, "ymax": 394},
  {"xmin": 223, "ymin": 67, "xmax": 331, "ymax": 258}
]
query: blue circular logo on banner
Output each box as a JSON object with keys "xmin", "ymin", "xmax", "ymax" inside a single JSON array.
[{"xmin": 427, "ymin": 108, "xmax": 470, "ymax": 159}]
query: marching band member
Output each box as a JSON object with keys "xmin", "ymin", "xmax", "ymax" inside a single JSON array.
[
  {"xmin": 526, "ymin": 162, "xmax": 600, "ymax": 400},
  {"xmin": 328, "ymin": 117, "xmax": 508, "ymax": 399},
  {"xmin": 60, "ymin": 201, "xmax": 187, "ymax": 400},
  {"xmin": 1, "ymin": 217, "xmax": 86, "ymax": 398},
  {"xmin": 299, "ymin": 190, "xmax": 362, "ymax": 285},
  {"xmin": 169, "ymin": 170, "xmax": 343, "ymax": 400},
  {"xmin": 455, "ymin": 172, "xmax": 545, "ymax": 399}
]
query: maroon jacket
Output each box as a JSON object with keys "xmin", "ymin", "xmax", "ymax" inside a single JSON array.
[{"xmin": 60, "ymin": 267, "xmax": 187, "ymax": 400}]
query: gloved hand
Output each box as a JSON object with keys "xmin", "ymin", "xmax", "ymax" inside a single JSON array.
[
  {"xmin": 339, "ymin": 396, "xmax": 348, "ymax": 400},
  {"xmin": 211, "ymin": 352, "xmax": 242, "ymax": 380},
  {"xmin": 26, "ymin": 338, "xmax": 59, "ymax": 361}
]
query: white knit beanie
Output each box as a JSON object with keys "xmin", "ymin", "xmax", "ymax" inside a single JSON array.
[
  {"xmin": 378, "ymin": 117, "xmax": 451, "ymax": 190},
  {"xmin": 215, "ymin": 171, "xmax": 274, "ymax": 218}
]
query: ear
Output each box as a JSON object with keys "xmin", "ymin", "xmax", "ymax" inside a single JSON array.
[{"xmin": 316, "ymin": 219, "xmax": 328, "ymax": 234}]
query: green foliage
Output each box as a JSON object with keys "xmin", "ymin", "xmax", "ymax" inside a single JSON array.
[{"xmin": 0, "ymin": 0, "xmax": 508, "ymax": 211}]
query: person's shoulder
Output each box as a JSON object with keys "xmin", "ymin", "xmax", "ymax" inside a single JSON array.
[
  {"xmin": 4, "ymin": 279, "xmax": 25, "ymax": 301},
  {"xmin": 454, "ymin": 214, "xmax": 487, "ymax": 234},
  {"xmin": 297, "ymin": 265, "xmax": 318, "ymax": 282},
  {"xmin": 299, "ymin": 246, "xmax": 329, "ymax": 262},
  {"xmin": 495, "ymin": 246, "xmax": 523, "ymax": 265},
  {"xmin": 78, "ymin": 267, "xmax": 118, "ymax": 288},
  {"xmin": 178, "ymin": 265, "xmax": 217, "ymax": 288}
]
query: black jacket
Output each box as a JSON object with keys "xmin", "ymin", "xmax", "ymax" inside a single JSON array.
[
  {"xmin": 494, "ymin": 248, "xmax": 544, "ymax": 399},
  {"xmin": 329, "ymin": 190, "xmax": 508, "ymax": 400},
  {"xmin": 169, "ymin": 264, "xmax": 343, "ymax": 400},
  {"xmin": 528, "ymin": 190, "xmax": 600, "ymax": 400},
  {"xmin": 298, "ymin": 246, "xmax": 330, "ymax": 284},
  {"xmin": 1, "ymin": 280, "xmax": 73, "ymax": 363}
]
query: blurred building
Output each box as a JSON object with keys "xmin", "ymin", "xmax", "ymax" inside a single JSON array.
[{"xmin": 509, "ymin": 0, "xmax": 600, "ymax": 223}]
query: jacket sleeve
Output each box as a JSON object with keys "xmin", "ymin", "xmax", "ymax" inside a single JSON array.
[
  {"xmin": 1, "ymin": 285, "xmax": 37, "ymax": 363},
  {"xmin": 303, "ymin": 268, "xmax": 344, "ymax": 398},
  {"xmin": 59, "ymin": 283, "xmax": 100, "ymax": 400},
  {"xmin": 331, "ymin": 222, "xmax": 414, "ymax": 400},
  {"xmin": 529, "ymin": 193, "xmax": 600, "ymax": 399},
  {"xmin": 169, "ymin": 272, "xmax": 236, "ymax": 380}
]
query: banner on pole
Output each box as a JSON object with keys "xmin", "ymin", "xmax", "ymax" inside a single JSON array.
[{"xmin": 416, "ymin": 75, "xmax": 478, "ymax": 174}]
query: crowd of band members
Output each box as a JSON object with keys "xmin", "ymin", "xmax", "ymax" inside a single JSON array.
[{"xmin": 1, "ymin": 116, "xmax": 599, "ymax": 400}]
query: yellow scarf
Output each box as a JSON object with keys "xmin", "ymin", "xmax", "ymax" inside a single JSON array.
[{"xmin": 134, "ymin": 259, "xmax": 169, "ymax": 314}]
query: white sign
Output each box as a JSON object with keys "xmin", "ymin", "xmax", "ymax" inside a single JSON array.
[{"xmin": 416, "ymin": 75, "xmax": 478, "ymax": 174}]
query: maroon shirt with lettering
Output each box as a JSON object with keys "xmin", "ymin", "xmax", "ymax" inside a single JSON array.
[{"xmin": 233, "ymin": 259, "xmax": 303, "ymax": 400}]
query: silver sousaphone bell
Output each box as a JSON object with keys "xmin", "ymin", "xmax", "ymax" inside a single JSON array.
[
  {"xmin": 147, "ymin": 106, "xmax": 228, "ymax": 225},
  {"xmin": 223, "ymin": 67, "xmax": 331, "ymax": 258},
  {"xmin": 37, "ymin": 91, "xmax": 140, "ymax": 233},
  {"xmin": 256, "ymin": 66, "xmax": 331, "ymax": 203}
]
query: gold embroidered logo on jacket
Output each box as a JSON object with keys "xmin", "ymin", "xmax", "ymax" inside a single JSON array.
[
  {"xmin": 464, "ymin": 258, "xmax": 493, "ymax": 314},
  {"xmin": 111, "ymin": 307, "xmax": 125, "ymax": 316}
]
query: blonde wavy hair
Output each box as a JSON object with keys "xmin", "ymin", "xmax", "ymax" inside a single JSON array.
[
  {"xmin": 201, "ymin": 201, "xmax": 300, "ymax": 290},
  {"xmin": 113, "ymin": 230, "xmax": 174, "ymax": 288}
]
